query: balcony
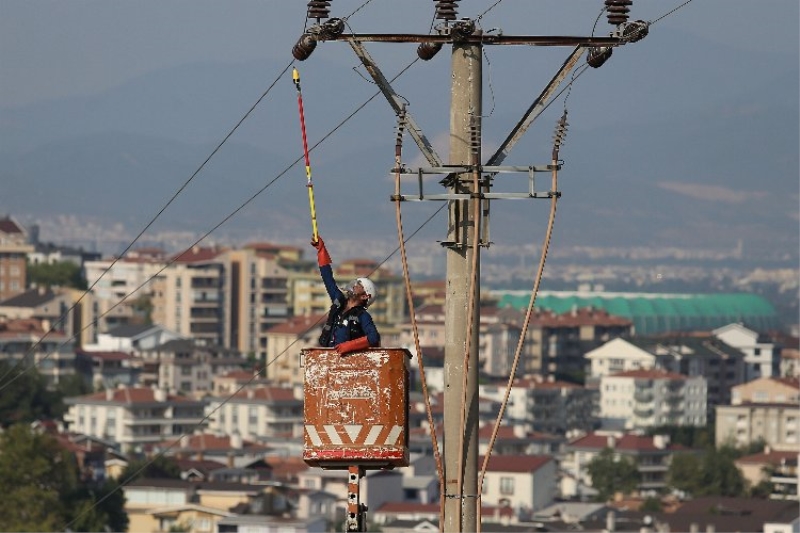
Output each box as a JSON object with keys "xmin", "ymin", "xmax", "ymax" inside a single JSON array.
[{"xmin": 634, "ymin": 390, "xmax": 654, "ymax": 403}]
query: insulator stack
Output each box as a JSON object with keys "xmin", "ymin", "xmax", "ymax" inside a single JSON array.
[
  {"xmin": 552, "ymin": 112, "xmax": 568, "ymax": 159},
  {"xmin": 434, "ymin": 0, "xmax": 459, "ymax": 21},
  {"xmin": 292, "ymin": 34, "xmax": 318, "ymax": 61},
  {"xmin": 587, "ymin": 46, "xmax": 613, "ymax": 68},
  {"xmin": 395, "ymin": 109, "xmax": 407, "ymax": 156},
  {"xmin": 469, "ymin": 118, "xmax": 481, "ymax": 157},
  {"xmin": 307, "ymin": 0, "xmax": 332, "ymax": 20},
  {"xmin": 605, "ymin": 0, "xmax": 632, "ymax": 25},
  {"xmin": 417, "ymin": 42, "xmax": 443, "ymax": 60}
]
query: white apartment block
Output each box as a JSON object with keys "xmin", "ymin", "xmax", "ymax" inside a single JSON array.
[
  {"xmin": 205, "ymin": 385, "xmax": 304, "ymax": 441},
  {"xmin": 84, "ymin": 251, "xmax": 165, "ymax": 302},
  {"xmin": 714, "ymin": 323, "xmax": 780, "ymax": 380},
  {"xmin": 600, "ymin": 369, "xmax": 707, "ymax": 430},
  {"xmin": 64, "ymin": 386, "xmax": 207, "ymax": 453},
  {"xmin": 585, "ymin": 338, "xmax": 656, "ymax": 379}
]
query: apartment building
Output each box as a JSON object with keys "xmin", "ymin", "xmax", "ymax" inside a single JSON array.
[
  {"xmin": 713, "ymin": 322, "xmax": 781, "ymax": 380},
  {"xmin": 479, "ymin": 376, "xmax": 598, "ymax": 434},
  {"xmin": 0, "ymin": 317, "xmax": 74, "ymax": 386},
  {"xmin": 143, "ymin": 338, "xmax": 248, "ymax": 397},
  {"xmin": 218, "ymin": 246, "xmax": 291, "ymax": 362},
  {"xmin": 599, "ymin": 369, "xmax": 707, "ymax": 430},
  {"xmin": 0, "ymin": 216, "xmax": 34, "ymax": 301},
  {"xmin": 63, "ymin": 386, "xmax": 207, "ymax": 453},
  {"xmin": 526, "ymin": 307, "xmax": 633, "ymax": 379},
  {"xmin": 151, "ymin": 246, "xmax": 226, "ymax": 346},
  {"xmin": 262, "ymin": 314, "xmax": 323, "ymax": 385},
  {"xmin": 83, "ymin": 248, "xmax": 166, "ymax": 302},
  {"xmin": 715, "ymin": 377, "xmax": 800, "ymax": 451},
  {"xmin": 736, "ymin": 448, "xmax": 798, "ymax": 501},
  {"xmin": 205, "ymin": 385, "xmax": 304, "ymax": 441},
  {"xmin": 587, "ymin": 336, "xmax": 745, "ymax": 419}
]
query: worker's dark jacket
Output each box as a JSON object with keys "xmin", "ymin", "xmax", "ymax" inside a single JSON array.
[{"xmin": 318, "ymin": 264, "xmax": 380, "ymax": 347}]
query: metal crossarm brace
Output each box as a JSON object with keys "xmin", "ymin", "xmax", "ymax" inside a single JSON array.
[
  {"xmin": 488, "ymin": 46, "xmax": 585, "ymax": 166},
  {"xmin": 347, "ymin": 38, "xmax": 443, "ymax": 167}
]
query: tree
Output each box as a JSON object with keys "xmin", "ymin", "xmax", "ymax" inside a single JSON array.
[
  {"xmin": 130, "ymin": 294, "xmax": 154, "ymax": 325},
  {"xmin": 0, "ymin": 424, "xmax": 128, "ymax": 532},
  {"xmin": 587, "ymin": 447, "xmax": 640, "ymax": 501},
  {"xmin": 0, "ymin": 361, "xmax": 62, "ymax": 427},
  {"xmin": 26, "ymin": 260, "xmax": 87, "ymax": 290},
  {"xmin": 667, "ymin": 445, "xmax": 746, "ymax": 497},
  {"xmin": 0, "ymin": 424, "xmax": 74, "ymax": 531}
]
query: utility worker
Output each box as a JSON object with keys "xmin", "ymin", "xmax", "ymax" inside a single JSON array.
[{"xmin": 312, "ymin": 236, "xmax": 381, "ymax": 354}]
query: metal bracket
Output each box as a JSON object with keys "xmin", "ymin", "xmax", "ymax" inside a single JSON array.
[{"xmin": 390, "ymin": 165, "xmax": 561, "ymax": 202}]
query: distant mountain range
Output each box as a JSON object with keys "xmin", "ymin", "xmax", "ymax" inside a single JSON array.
[{"xmin": 1, "ymin": 28, "xmax": 797, "ymax": 261}]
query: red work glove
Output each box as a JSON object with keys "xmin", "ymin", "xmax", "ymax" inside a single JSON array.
[
  {"xmin": 334, "ymin": 336, "xmax": 371, "ymax": 355},
  {"xmin": 311, "ymin": 236, "xmax": 332, "ymax": 267}
]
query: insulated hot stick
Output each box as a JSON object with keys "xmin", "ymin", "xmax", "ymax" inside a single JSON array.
[{"xmin": 293, "ymin": 67, "xmax": 320, "ymax": 244}]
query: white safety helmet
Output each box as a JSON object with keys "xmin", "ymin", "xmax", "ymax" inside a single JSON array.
[{"xmin": 351, "ymin": 277, "xmax": 377, "ymax": 308}]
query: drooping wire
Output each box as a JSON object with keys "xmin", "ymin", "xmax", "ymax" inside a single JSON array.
[
  {"xmin": 0, "ymin": 60, "xmax": 295, "ymax": 393},
  {"xmin": 391, "ymin": 107, "xmax": 445, "ymax": 524},
  {"xmin": 476, "ymin": 112, "xmax": 566, "ymax": 529}
]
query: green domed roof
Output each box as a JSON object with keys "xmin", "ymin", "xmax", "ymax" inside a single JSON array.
[{"xmin": 495, "ymin": 291, "xmax": 779, "ymax": 335}]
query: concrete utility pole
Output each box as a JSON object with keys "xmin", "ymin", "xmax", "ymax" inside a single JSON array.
[
  {"xmin": 292, "ymin": 3, "xmax": 649, "ymax": 530},
  {"xmin": 443, "ymin": 39, "xmax": 482, "ymax": 533}
]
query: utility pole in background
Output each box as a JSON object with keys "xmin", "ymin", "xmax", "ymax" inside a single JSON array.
[{"xmin": 292, "ymin": 2, "xmax": 649, "ymax": 530}]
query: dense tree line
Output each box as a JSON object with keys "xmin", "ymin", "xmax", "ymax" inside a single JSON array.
[
  {"xmin": 26, "ymin": 259, "xmax": 87, "ymax": 290},
  {"xmin": 588, "ymin": 435, "xmax": 769, "ymax": 502},
  {"xmin": 0, "ymin": 424, "xmax": 128, "ymax": 532},
  {"xmin": 0, "ymin": 360, "xmax": 90, "ymax": 426}
]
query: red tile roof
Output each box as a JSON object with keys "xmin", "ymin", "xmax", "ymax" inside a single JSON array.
[
  {"xmin": 736, "ymin": 450, "xmax": 798, "ymax": 465},
  {"xmin": 77, "ymin": 350, "xmax": 132, "ymax": 361},
  {"xmin": 229, "ymin": 386, "xmax": 298, "ymax": 402},
  {"xmin": 0, "ymin": 217, "xmax": 24, "ymax": 234},
  {"xmin": 157, "ymin": 433, "xmax": 268, "ymax": 452},
  {"xmin": 170, "ymin": 246, "xmax": 225, "ymax": 263},
  {"xmin": 479, "ymin": 454, "xmax": 553, "ymax": 473},
  {"xmin": 82, "ymin": 387, "xmax": 194, "ymax": 404}
]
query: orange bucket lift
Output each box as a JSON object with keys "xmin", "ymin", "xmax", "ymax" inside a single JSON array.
[{"xmin": 302, "ymin": 347, "xmax": 412, "ymax": 531}]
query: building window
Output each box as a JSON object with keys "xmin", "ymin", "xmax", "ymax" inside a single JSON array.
[{"xmin": 500, "ymin": 477, "xmax": 515, "ymax": 495}]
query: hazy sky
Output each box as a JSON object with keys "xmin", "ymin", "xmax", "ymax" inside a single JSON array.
[{"xmin": 2, "ymin": 0, "xmax": 798, "ymax": 108}]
